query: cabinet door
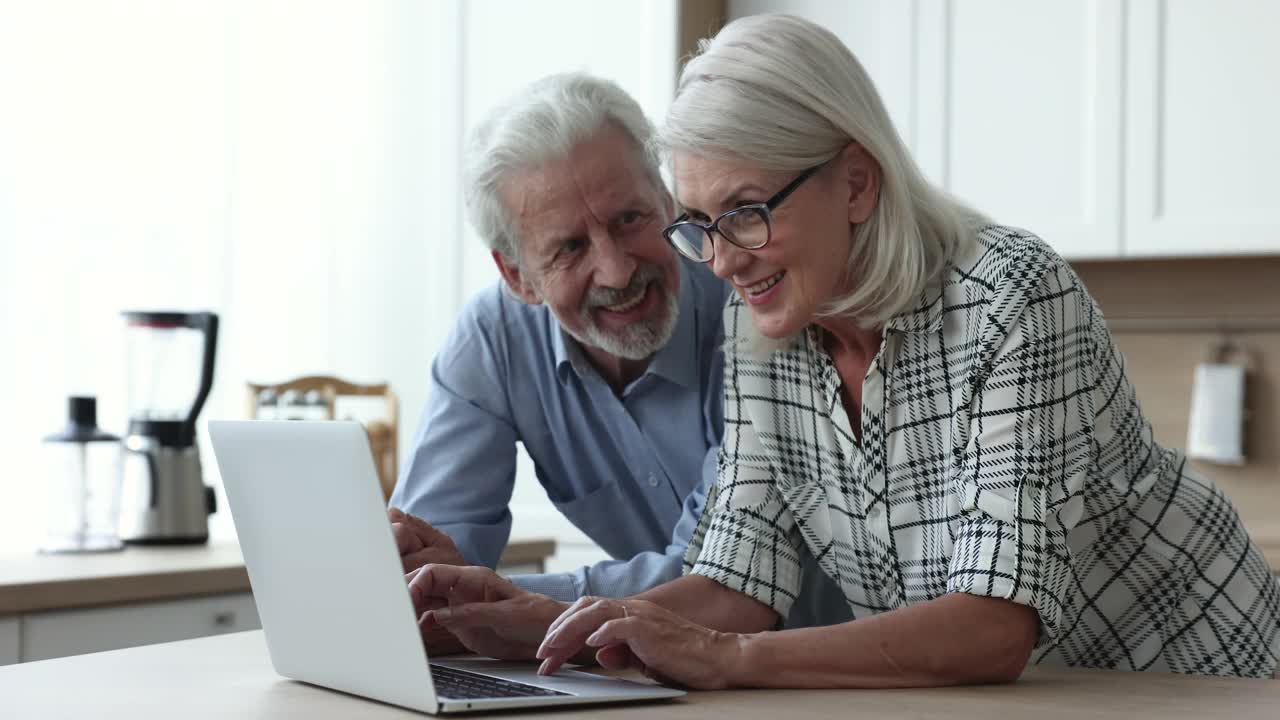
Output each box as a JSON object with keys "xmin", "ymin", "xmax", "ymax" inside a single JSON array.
[
  {"xmin": 1125, "ymin": 0, "xmax": 1280, "ymax": 256},
  {"xmin": 0, "ymin": 616, "xmax": 18, "ymax": 666},
  {"xmin": 914, "ymin": 0, "xmax": 1124, "ymax": 259},
  {"xmin": 729, "ymin": 1, "xmax": 1125, "ymax": 259},
  {"xmin": 20, "ymin": 592, "xmax": 260, "ymax": 663}
]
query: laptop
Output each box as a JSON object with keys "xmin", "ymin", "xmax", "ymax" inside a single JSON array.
[{"xmin": 208, "ymin": 420, "xmax": 685, "ymax": 714}]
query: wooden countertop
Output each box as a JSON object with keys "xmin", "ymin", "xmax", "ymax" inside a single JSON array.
[
  {"xmin": 2, "ymin": 630, "xmax": 1277, "ymax": 719},
  {"xmin": 1, "ymin": 530, "xmax": 1272, "ymax": 616},
  {"xmin": 0, "ymin": 539, "xmax": 556, "ymax": 615},
  {"xmin": 0, "ymin": 522, "xmax": 1272, "ymax": 617}
]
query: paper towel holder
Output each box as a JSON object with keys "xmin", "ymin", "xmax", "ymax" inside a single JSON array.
[{"xmin": 1186, "ymin": 335, "xmax": 1252, "ymax": 466}]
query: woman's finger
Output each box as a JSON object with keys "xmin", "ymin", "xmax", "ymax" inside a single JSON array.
[
  {"xmin": 583, "ymin": 617, "xmax": 636, "ymax": 648},
  {"xmin": 537, "ymin": 599, "xmax": 599, "ymax": 655},
  {"xmin": 594, "ymin": 643, "xmax": 636, "ymax": 670},
  {"xmin": 545, "ymin": 598, "xmax": 635, "ymax": 649},
  {"xmin": 536, "ymin": 599, "xmax": 622, "ymax": 661},
  {"xmin": 536, "ymin": 609, "xmax": 624, "ymax": 675},
  {"xmin": 542, "ymin": 595, "xmax": 595, "ymax": 639}
]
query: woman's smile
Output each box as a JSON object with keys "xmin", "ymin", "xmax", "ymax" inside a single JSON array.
[{"xmin": 739, "ymin": 270, "xmax": 786, "ymax": 305}]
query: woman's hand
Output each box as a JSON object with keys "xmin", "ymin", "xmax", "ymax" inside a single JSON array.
[{"xmin": 535, "ymin": 597, "xmax": 746, "ymax": 690}]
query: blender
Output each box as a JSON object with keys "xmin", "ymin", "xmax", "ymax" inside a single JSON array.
[{"xmin": 117, "ymin": 311, "xmax": 219, "ymax": 544}]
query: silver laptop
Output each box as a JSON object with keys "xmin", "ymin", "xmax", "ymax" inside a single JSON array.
[{"xmin": 208, "ymin": 420, "xmax": 684, "ymax": 714}]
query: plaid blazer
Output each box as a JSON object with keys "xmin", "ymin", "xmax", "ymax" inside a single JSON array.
[{"xmin": 685, "ymin": 225, "xmax": 1280, "ymax": 677}]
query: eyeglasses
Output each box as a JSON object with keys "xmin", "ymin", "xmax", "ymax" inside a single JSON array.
[{"xmin": 662, "ymin": 161, "xmax": 825, "ymax": 263}]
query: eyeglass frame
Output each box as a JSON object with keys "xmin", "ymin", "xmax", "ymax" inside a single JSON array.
[{"xmin": 661, "ymin": 160, "xmax": 827, "ymax": 263}]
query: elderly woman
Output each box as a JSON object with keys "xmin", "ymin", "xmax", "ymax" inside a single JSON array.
[{"xmin": 413, "ymin": 14, "xmax": 1280, "ymax": 686}]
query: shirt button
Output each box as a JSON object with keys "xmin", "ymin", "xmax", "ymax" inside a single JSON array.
[{"xmin": 647, "ymin": 474, "xmax": 659, "ymax": 487}]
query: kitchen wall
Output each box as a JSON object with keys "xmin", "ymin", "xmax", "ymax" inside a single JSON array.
[{"xmin": 1073, "ymin": 256, "xmax": 1280, "ymax": 538}]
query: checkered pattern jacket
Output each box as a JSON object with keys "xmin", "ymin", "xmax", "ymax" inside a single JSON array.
[{"xmin": 684, "ymin": 225, "xmax": 1280, "ymax": 677}]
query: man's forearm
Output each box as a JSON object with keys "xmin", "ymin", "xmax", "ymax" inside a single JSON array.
[{"xmin": 635, "ymin": 575, "xmax": 778, "ymax": 634}]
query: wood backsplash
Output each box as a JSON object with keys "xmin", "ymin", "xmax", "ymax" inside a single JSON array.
[{"xmin": 1073, "ymin": 256, "xmax": 1280, "ymax": 536}]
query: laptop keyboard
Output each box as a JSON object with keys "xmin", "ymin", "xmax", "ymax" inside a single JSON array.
[{"xmin": 430, "ymin": 664, "xmax": 572, "ymax": 700}]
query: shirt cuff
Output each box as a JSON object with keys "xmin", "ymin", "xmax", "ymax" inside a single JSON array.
[
  {"xmin": 686, "ymin": 509, "xmax": 803, "ymax": 619},
  {"xmin": 506, "ymin": 572, "xmax": 582, "ymax": 602},
  {"xmin": 946, "ymin": 515, "xmax": 1071, "ymax": 642}
]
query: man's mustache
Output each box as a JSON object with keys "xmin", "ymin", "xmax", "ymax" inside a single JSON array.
[{"xmin": 582, "ymin": 264, "xmax": 664, "ymax": 309}]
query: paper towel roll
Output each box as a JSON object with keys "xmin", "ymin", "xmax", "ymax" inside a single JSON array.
[{"xmin": 1186, "ymin": 362, "xmax": 1246, "ymax": 465}]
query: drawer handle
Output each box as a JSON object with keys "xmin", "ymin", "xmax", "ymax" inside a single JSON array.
[{"xmin": 213, "ymin": 612, "xmax": 236, "ymax": 628}]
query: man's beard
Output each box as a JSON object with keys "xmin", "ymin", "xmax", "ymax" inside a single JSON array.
[{"xmin": 562, "ymin": 263, "xmax": 679, "ymax": 361}]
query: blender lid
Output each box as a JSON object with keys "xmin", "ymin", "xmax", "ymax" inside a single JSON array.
[{"xmin": 45, "ymin": 396, "xmax": 120, "ymax": 444}]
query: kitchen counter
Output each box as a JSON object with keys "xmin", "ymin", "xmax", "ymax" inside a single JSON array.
[
  {"xmin": 2, "ymin": 630, "xmax": 1278, "ymax": 719},
  {"xmin": 1, "ymin": 525, "xmax": 1272, "ymax": 617},
  {"xmin": 0, "ymin": 539, "xmax": 556, "ymax": 615}
]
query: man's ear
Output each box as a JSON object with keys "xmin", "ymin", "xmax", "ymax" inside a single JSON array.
[
  {"xmin": 841, "ymin": 142, "xmax": 881, "ymax": 225},
  {"xmin": 492, "ymin": 250, "xmax": 542, "ymax": 305}
]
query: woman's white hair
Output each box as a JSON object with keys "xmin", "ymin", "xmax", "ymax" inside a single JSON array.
[
  {"xmin": 464, "ymin": 72, "xmax": 666, "ymax": 264},
  {"xmin": 658, "ymin": 14, "xmax": 985, "ymax": 333}
]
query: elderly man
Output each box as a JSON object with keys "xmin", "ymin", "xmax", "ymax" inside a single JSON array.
[{"xmin": 389, "ymin": 73, "xmax": 846, "ymax": 649}]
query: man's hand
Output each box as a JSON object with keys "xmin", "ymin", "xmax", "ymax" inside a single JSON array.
[
  {"xmin": 388, "ymin": 507, "xmax": 467, "ymax": 572},
  {"xmin": 407, "ymin": 564, "xmax": 569, "ymax": 662}
]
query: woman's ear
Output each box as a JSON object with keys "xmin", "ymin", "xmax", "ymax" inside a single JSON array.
[{"xmin": 841, "ymin": 142, "xmax": 881, "ymax": 225}]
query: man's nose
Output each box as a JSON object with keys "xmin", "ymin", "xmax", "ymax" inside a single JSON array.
[{"xmin": 593, "ymin": 232, "xmax": 637, "ymax": 288}]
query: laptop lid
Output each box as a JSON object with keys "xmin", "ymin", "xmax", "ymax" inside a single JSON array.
[
  {"xmin": 210, "ymin": 420, "xmax": 684, "ymax": 714},
  {"xmin": 209, "ymin": 420, "xmax": 442, "ymax": 714}
]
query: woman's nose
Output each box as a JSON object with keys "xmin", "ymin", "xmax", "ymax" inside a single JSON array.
[{"xmin": 710, "ymin": 235, "xmax": 751, "ymax": 280}]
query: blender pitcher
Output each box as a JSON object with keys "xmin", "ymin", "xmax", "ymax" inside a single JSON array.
[
  {"xmin": 39, "ymin": 396, "xmax": 124, "ymax": 553},
  {"xmin": 117, "ymin": 311, "xmax": 219, "ymax": 544}
]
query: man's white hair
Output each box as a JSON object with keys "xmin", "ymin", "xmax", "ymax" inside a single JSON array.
[
  {"xmin": 658, "ymin": 14, "xmax": 985, "ymax": 330},
  {"xmin": 464, "ymin": 72, "xmax": 666, "ymax": 263}
]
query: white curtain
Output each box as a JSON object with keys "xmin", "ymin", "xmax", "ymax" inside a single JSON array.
[{"xmin": 0, "ymin": 0, "xmax": 676, "ymax": 552}]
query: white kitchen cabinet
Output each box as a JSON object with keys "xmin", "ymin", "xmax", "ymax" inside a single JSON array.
[
  {"xmin": 1124, "ymin": 0, "xmax": 1280, "ymax": 257},
  {"xmin": 913, "ymin": 0, "xmax": 1124, "ymax": 259},
  {"xmin": 20, "ymin": 592, "xmax": 259, "ymax": 663},
  {"xmin": 730, "ymin": 0, "xmax": 1124, "ymax": 259},
  {"xmin": 0, "ymin": 616, "xmax": 18, "ymax": 666}
]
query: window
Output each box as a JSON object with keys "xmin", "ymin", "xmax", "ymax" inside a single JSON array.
[{"xmin": 0, "ymin": 0, "xmax": 676, "ymax": 552}]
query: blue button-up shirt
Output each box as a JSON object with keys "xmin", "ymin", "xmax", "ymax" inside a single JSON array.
[
  {"xmin": 391, "ymin": 259, "xmax": 852, "ymax": 628},
  {"xmin": 392, "ymin": 260, "xmax": 727, "ymax": 601}
]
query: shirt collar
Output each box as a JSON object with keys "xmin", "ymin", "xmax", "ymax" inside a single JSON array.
[
  {"xmin": 553, "ymin": 262, "xmax": 698, "ymax": 390},
  {"xmin": 883, "ymin": 271, "xmax": 946, "ymax": 335}
]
